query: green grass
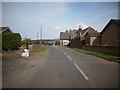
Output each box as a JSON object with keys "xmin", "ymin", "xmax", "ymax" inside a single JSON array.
[
  {"xmin": 68, "ymin": 46, "xmax": 120, "ymax": 61},
  {"xmin": 35, "ymin": 47, "xmax": 48, "ymax": 53}
]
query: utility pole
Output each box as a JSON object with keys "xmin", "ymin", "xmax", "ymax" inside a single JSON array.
[
  {"xmin": 40, "ymin": 25, "xmax": 42, "ymax": 44},
  {"xmin": 37, "ymin": 32, "xmax": 39, "ymax": 40}
]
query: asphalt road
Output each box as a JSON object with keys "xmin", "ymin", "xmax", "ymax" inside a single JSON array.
[
  {"xmin": 0, "ymin": 56, "xmax": 2, "ymax": 89},
  {"xmin": 2, "ymin": 46, "xmax": 119, "ymax": 88}
]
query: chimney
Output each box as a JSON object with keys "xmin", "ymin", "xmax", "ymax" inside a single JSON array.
[
  {"xmin": 65, "ymin": 30, "xmax": 68, "ymax": 32},
  {"xmin": 78, "ymin": 25, "xmax": 82, "ymax": 32}
]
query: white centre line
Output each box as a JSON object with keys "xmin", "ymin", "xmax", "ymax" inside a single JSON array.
[
  {"xmin": 67, "ymin": 55, "xmax": 72, "ymax": 61},
  {"xmin": 74, "ymin": 63, "xmax": 89, "ymax": 80}
]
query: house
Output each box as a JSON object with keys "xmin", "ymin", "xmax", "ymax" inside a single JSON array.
[
  {"xmin": 60, "ymin": 32, "xmax": 70, "ymax": 46},
  {"xmin": 71, "ymin": 27, "xmax": 98, "ymax": 47},
  {"xmin": 100, "ymin": 19, "xmax": 120, "ymax": 46},
  {"xmin": 85, "ymin": 32, "xmax": 101, "ymax": 46},
  {"xmin": 0, "ymin": 27, "xmax": 13, "ymax": 33},
  {"xmin": 65, "ymin": 29, "xmax": 79, "ymax": 45}
]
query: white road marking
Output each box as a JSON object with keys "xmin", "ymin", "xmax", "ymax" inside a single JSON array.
[
  {"xmin": 67, "ymin": 55, "xmax": 72, "ymax": 61},
  {"xmin": 74, "ymin": 63, "xmax": 89, "ymax": 80}
]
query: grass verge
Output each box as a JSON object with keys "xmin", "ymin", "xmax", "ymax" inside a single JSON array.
[
  {"xmin": 35, "ymin": 47, "xmax": 48, "ymax": 53},
  {"xmin": 68, "ymin": 46, "xmax": 120, "ymax": 62}
]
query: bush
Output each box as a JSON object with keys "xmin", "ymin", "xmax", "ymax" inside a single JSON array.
[{"xmin": 2, "ymin": 33, "xmax": 22, "ymax": 51}]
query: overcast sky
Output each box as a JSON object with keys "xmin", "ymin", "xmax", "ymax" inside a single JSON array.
[{"xmin": 2, "ymin": 1, "xmax": 119, "ymax": 40}]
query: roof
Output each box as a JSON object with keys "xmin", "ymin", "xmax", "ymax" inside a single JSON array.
[
  {"xmin": 60, "ymin": 32, "xmax": 70, "ymax": 40},
  {"xmin": 101, "ymin": 19, "xmax": 120, "ymax": 34},
  {"xmin": 69, "ymin": 30, "xmax": 78, "ymax": 39},
  {"xmin": 0, "ymin": 27, "xmax": 13, "ymax": 33},
  {"xmin": 85, "ymin": 32, "xmax": 101, "ymax": 37},
  {"xmin": 73, "ymin": 27, "xmax": 97, "ymax": 39},
  {"xmin": 73, "ymin": 32, "xmax": 80, "ymax": 39},
  {"xmin": 80, "ymin": 27, "xmax": 88, "ymax": 35},
  {"xmin": 0, "ymin": 27, "xmax": 7, "ymax": 32}
]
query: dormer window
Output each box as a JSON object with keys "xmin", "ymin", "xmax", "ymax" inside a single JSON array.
[{"xmin": 80, "ymin": 33, "xmax": 81, "ymax": 36}]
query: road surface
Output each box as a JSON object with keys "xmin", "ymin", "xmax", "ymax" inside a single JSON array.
[{"xmin": 2, "ymin": 46, "xmax": 118, "ymax": 88}]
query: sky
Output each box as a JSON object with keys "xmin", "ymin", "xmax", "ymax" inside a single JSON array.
[{"xmin": 1, "ymin": 1, "xmax": 119, "ymax": 40}]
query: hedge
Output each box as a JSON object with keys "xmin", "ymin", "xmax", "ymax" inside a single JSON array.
[{"xmin": 2, "ymin": 33, "xmax": 22, "ymax": 51}]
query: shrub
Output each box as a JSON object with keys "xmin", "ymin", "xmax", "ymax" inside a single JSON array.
[{"xmin": 2, "ymin": 33, "xmax": 22, "ymax": 51}]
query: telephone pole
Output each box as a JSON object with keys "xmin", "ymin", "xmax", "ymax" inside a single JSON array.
[
  {"xmin": 37, "ymin": 32, "xmax": 39, "ymax": 40},
  {"xmin": 40, "ymin": 25, "xmax": 42, "ymax": 44}
]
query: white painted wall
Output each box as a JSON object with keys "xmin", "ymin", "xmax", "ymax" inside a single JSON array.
[{"xmin": 63, "ymin": 40, "xmax": 69, "ymax": 45}]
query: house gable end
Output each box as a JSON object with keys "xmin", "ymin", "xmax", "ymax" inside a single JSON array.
[
  {"xmin": 81, "ymin": 27, "xmax": 97, "ymax": 38},
  {"xmin": 100, "ymin": 19, "xmax": 120, "ymax": 35},
  {"xmin": 0, "ymin": 27, "xmax": 13, "ymax": 33}
]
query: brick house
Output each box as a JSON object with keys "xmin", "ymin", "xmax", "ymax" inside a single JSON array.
[
  {"xmin": 85, "ymin": 32, "xmax": 101, "ymax": 46},
  {"xmin": 81, "ymin": 19, "xmax": 120, "ymax": 55},
  {"xmin": 60, "ymin": 32, "xmax": 70, "ymax": 46},
  {"xmin": 65, "ymin": 29, "xmax": 79, "ymax": 46},
  {"xmin": 71, "ymin": 27, "xmax": 98, "ymax": 47},
  {"xmin": 101, "ymin": 19, "xmax": 120, "ymax": 46}
]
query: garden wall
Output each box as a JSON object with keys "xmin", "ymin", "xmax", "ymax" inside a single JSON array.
[{"xmin": 81, "ymin": 46, "xmax": 120, "ymax": 56}]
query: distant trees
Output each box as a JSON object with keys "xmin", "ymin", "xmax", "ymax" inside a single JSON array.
[
  {"xmin": 35, "ymin": 40, "xmax": 40, "ymax": 44},
  {"xmin": 2, "ymin": 33, "xmax": 22, "ymax": 51},
  {"xmin": 22, "ymin": 38, "xmax": 60, "ymax": 47},
  {"xmin": 55, "ymin": 41, "xmax": 60, "ymax": 45},
  {"xmin": 43, "ymin": 42, "xmax": 53, "ymax": 46},
  {"xmin": 22, "ymin": 39, "xmax": 41, "ymax": 48}
]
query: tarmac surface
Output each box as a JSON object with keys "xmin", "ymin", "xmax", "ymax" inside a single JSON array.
[{"xmin": 2, "ymin": 46, "xmax": 119, "ymax": 88}]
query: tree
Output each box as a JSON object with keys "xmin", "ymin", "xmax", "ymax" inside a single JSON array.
[
  {"xmin": 22, "ymin": 38, "xmax": 32, "ymax": 49},
  {"xmin": 35, "ymin": 40, "xmax": 40, "ymax": 44}
]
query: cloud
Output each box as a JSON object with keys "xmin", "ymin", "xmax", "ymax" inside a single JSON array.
[
  {"xmin": 73, "ymin": 22, "xmax": 88, "ymax": 30},
  {"xmin": 2, "ymin": 2, "xmax": 70, "ymax": 34},
  {"xmin": 2, "ymin": 0, "xmax": 119, "ymax": 2},
  {"xmin": 3, "ymin": 2, "xmax": 70, "ymax": 25},
  {"xmin": 37, "ymin": 3, "xmax": 70, "ymax": 18},
  {"xmin": 52, "ymin": 26, "xmax": 63, "ymax": 31}
]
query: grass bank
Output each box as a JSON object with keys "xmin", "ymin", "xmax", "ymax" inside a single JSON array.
[{"xmin": 68, "ymin": 46, "xmax": 120, "ymax": 62}]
